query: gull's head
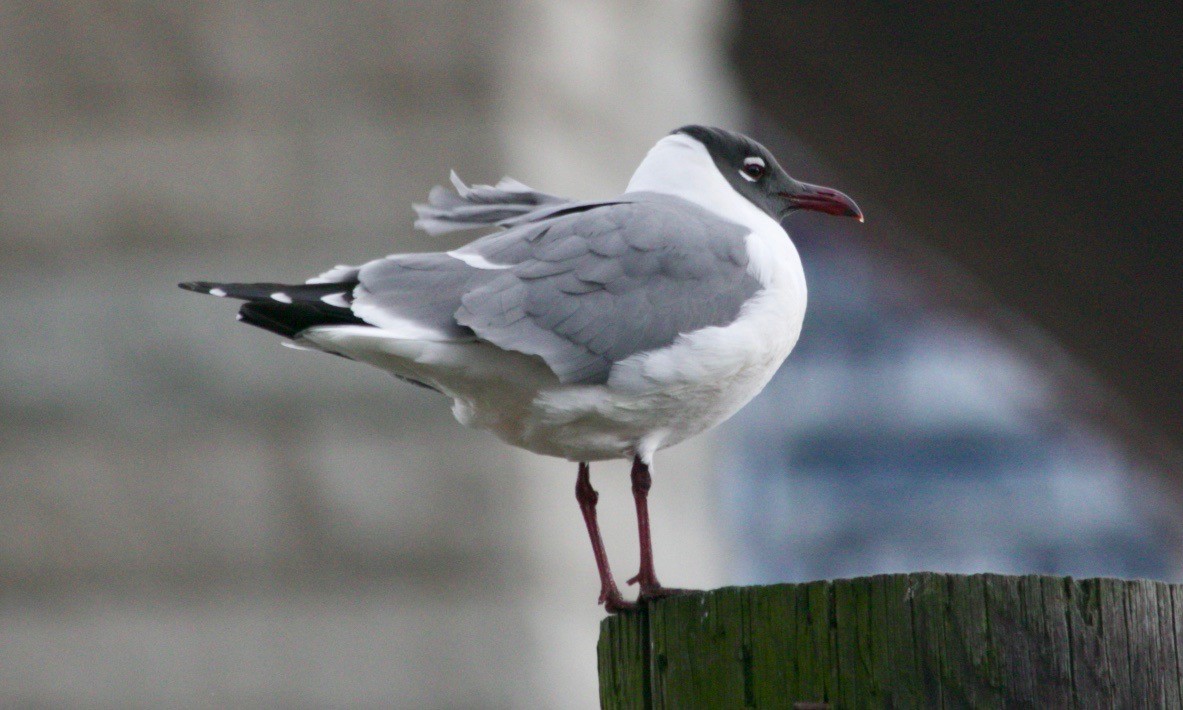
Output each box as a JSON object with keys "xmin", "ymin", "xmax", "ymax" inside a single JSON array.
[
  {"xmin": 675, "ymin": 126, "xmax": 864, "ymax": 223},
  {"xmin": 628, "ymin": 125, "xmax": 863, "ymax": 224}
]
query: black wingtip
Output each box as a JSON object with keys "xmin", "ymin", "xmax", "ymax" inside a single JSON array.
[{"xmin": 179, "ymin": 281, "xmax": 210, "ymax": 293}]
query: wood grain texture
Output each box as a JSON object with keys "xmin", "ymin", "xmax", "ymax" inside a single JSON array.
[{"xmin": 598, "ymin": 573, "xmax": 1183, "ymax": 709}]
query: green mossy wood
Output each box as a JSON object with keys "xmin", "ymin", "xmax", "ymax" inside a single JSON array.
[{"xmin": 598, "ymin": 573, "xmax": 1183, "ymax": 708}]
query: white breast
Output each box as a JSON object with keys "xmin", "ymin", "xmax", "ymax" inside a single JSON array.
[
  {"xmin": 615, "ymin": 131, "xmax": 808, "ymax": 394},
  {"xmin": 593, "ymin": 221, "xmax": 805, "ymax": 453}
]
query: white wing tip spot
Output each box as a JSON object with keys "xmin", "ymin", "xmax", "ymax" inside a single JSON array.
[
  {"xmin": 209, "ymin": 287, "xmax": 227, "ymax": 297},
  {"xmin": 321, "ymin": 292, "xmax": 350, "ymax": 308},
  {"xmin": 271, "ymin": 292, "xmax": 293, "ymax": 304}
]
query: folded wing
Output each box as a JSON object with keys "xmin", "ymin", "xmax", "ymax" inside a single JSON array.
[{"xmin": 439, "ymin": 193, "xmax": 761, "ymax": 384}]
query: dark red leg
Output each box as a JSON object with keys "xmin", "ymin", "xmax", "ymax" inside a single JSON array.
[
  {"xmin": 626, "ymin": 455, "xmax": 689, "ymax": 600},
  {"xmin": 576, "ymin": 462, "xmax": 635, "ymax": 612}
]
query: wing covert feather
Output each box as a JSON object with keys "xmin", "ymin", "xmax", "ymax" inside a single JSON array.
[{"xmin": 455, "ymin": 194, "xmax": 762, "ymax": 384}]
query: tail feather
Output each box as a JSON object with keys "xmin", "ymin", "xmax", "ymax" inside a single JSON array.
[
  {"xmin": 180, "ymin": 280, "xmax": 350, "ymax": 301},
  {"xmin": 179, "ymin": 280, "xmax": 366, "ymax": 339}
]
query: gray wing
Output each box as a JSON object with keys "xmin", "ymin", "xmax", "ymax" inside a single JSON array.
[
  {"xmin": 350, "ymin": 253, "xmax": 491, "ymax": 339},
  {"xmin": 348, "ymin": 174, "xmax": 619, "ymax": 339},
  {"xmin": 454, "ymin": 193, "xmax": 762, "ymax": 384}
]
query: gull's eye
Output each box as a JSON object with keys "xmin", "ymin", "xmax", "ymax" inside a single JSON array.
[{"xmin": 740, "ymin": 156, "xmax": 767, "ymax": 182}]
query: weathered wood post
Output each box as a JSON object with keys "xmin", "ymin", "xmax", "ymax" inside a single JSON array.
[{"xmin": 598, "ymin": 573, "xmax": 1183, "ymax": 708}]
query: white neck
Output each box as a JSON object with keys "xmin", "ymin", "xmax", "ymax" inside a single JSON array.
[
  {"xmin": 626, "ymin": 134, "xmax": 724, "ymax": 201},
  {"xmin": 627, "ymin": 134, "xmax": 802, "ymax": 294},
  {"xmin": 625, "ymin": 134, "xmax": 774, "ymax": 233}
]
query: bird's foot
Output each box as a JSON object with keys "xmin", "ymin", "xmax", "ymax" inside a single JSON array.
[
  {"xmin": 627, "ymin": 573, "xmax": 695, "ymax": 602},
  {"xmin": 637, "ymin": 584, "xmax": 696, "ymax": 602},
  {"xmin": 598, "ymin": 580, "xmax": 694, "ymax": 612},
  {"xmin": 600, "ymin": 586, "xmax": 638, "ymax": 613}
]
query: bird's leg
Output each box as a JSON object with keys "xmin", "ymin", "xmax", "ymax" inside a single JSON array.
[
  {"xmin": 576, "ymin": 462, "xmax": 635, "ymax": 612},
  {"xmin": 626, "ymin": 455, "xmax": 688, "ymax": 600}
]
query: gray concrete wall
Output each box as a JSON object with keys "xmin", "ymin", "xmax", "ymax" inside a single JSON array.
[{"xmin": 0, "ymin": 1, "xmax": 739, "ymax": 706}]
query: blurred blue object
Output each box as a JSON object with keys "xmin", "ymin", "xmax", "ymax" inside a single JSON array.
[{"xmin": 720, "ymin": 220, "xmax": 1174, "ymax": 584}]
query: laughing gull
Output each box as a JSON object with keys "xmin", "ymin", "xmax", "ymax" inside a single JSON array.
[{"xmin": 180, "ymin": 125, "xmax": 862, "ymax": 611}]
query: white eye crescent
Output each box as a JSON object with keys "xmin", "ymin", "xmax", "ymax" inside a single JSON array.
[{"xmin": 740, "ymin": 156, "xmax": 767, "ymax": 182}]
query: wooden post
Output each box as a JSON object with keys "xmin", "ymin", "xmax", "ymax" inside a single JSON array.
[{"xmin": 598, "ymin": 573, "xmax": 1183, "ymax": 708}]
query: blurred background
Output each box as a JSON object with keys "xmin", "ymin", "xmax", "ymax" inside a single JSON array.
[{"xmin": 0, "ymin": 1, "xmax": 1179, "ymax": 707}]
